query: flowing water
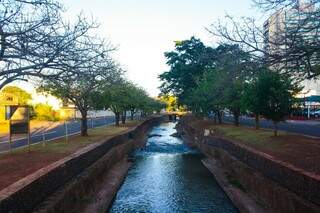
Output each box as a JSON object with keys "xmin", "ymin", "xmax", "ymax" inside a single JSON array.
[{"xmin": 109, "ymin": 122, "xmax": 238, "ymax": 213}]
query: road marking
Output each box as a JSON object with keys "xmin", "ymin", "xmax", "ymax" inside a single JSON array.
[
  {"xmin": 0, "ymin": 122, "xmax": 115, "ymax": 154},
  {"xmin": 0, "ymin": 131, "xmax": 56, "ymax": 144},
  {"xmin": 0, "ymin": 137, "xmax": 25, "ymax": 144}
]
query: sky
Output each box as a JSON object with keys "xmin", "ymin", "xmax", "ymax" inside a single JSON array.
[{"xmin": 56, "ymin": 0, "xmax": 263, "ymax": 96}]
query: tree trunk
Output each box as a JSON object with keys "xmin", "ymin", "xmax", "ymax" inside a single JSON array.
[
  {"xmin": 217, "ymin": 111, "xmax": 222, "ymax": 124},
  {"xmin": 121, "ymin": 111, "xmax": 126, "ymax": 124},
  {"xmin": 273, "ymin": 121, "xmax": 278, "ymax": 136},
  {"xmin": 233, "ymin": 111, "xmax": 240, "ymax": 126},
  {"xmin": 115, "ymin": 112, "xmax": 120, "ymax": 126},
  {"xmin": 255, "ymin": 114, "xmax": 260, "ymax": 130},
  {"xmin": 130, "ymin": 110, "xmax": 135, "ymax": 120},
  {"xmin": 80, "ymin": 110, "xmax": 88, "ymax": 136}
]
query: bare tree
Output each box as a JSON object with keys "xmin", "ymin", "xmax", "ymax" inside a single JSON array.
[
  {"xmin": 40, "ymin": 36, "xmax": 122, "ymax": 136},
  {"xmin": 208, "ymin": 0, "xmax": 320, "ymax": 80},
  {"xmin": 253, "ymin": 0, "xmax": 319, "ymax": 10},
  {"xmin": 0, "ymin": 0, "xmax": 97, "ymax": 89}
]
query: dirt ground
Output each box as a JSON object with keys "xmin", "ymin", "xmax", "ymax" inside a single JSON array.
[
  {"xmin": 0, "ymin": 152, "xmax": 65, "ymax": 190},
  {"xmin": 186, "ymin": 116, "xmax": 320, "ymax": 176},
  {"xmin": 0, "ymin": 120, "xmax": 142, "ymax": 190},
  {"xmin": 268, "ymin": 135, "xmax": 320, "ymax": 174}
]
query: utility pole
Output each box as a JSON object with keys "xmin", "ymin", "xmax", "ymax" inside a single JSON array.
[
  {"xmin": 65, "ymin": 120, "xmax": 68, "ymax": 143},
  {"xmin": 27, "ymin": 106, "xmax": 31, "ymax": 153},
  {"xmin": 42, "ymin": 128, "xmax": 46, "ymax": 147},
  {"xmin": 9, "ymin": 119, "xmax": 12, "ymax": 154}
]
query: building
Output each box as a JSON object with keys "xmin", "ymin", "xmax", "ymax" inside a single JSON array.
[
  {"xmin": 264, "ymin": 0, "xmax": 316, "ymax": 50},
  {"xmin": 263, "ymin": 0, "xmax": 320, "ymax": 95},
  {"xmin": 57, "ymin": 103, "xmax": 116, "ymax": 120},
  {"xmin": 0, "ymin": 91, "xmax": 22, "ymax": 121}
]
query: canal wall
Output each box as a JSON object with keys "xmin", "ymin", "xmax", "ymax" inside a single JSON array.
[
  {"xmin": 177, "ymin": 117, "xmax": 320, "ymax": 213},
  {"xmin": 0, "ymin": 116, "xmax": 164, "ymax": 213}
]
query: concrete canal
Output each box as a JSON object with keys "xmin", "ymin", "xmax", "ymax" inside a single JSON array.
[{"xmin": 110, "ymin": 122, "xmax": 237, "ymax": 212}]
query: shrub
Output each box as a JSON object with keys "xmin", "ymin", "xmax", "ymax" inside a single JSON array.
[{"xmin": 34, "ymin": 104, "xmax": 60, "ymax": 121}]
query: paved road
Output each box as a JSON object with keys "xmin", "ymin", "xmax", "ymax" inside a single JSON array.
[
  {"xmin": 223, "ymin": 116, "xmax": 320, "ymax": 138},
  {"xmin": 0, "ymin": 116, "xmax": 116, "ymax": 153}
]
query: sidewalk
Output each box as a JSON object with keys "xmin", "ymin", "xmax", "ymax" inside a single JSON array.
[
  {"xmin": 286, "ymin": 119, "xmax": 320, "ymax": 125},
  {"xmin": 241, "ymin": 115, "xmax": 320, "ymax": 126}
]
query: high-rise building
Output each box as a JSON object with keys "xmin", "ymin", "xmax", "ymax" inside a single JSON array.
[{"xmin": 263, "ymin": 0, "xmax": 320, "ymax": 95}]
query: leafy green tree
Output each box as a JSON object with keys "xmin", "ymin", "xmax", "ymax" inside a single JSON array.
[
  {"xmin": 41, "ymin": 72, "xmax": 107, "ymax": 135},
  {"xmin": 160, "ymin": 41, "xmax": 257, "ymax": 125},
  {"xmin": 139, "ymin": 97, "xmax": 163, "ymax": 117},
  {"xmin": 159, "ymin": 37, "xmax": 215, "ymax": 104},
  {"xmin": 148, "ymin": 98, "xmax": 167, "ymax": 114},
  {"xmin": 186, "ymin": 70, "xmax": 226, "ymax": 123},
  {"xmin": 241, "ymin": 81, "xmax": 261, "ymax": 129},
  {"xmin": 223, "ymin": 80, "xmax": 244, "ymax": 126},
  {"xmin": 256, "ymin": 71, "xmax": 301, "ymax": 136},
  {"xmin": 97, "ymin": 82, "xmax": 132, "ymax": 126},
  {"xmin": 118, "ymin": 83, "xmax": 148, "ymax": 124},
  {"xmin": 96, "ymin": 81, "xmax": 163, "ymax": 125},
  {"xmin": 186, "ymin": 74, "xmax": 213, "ymax": 117},
  {"xmin": 215, "ymin": 44, "xmax": 257, "ymax": 126},
  {"xmin": 241, "ymin": 66, "xmax": 270, "ymax": 130},
  {"xmin": 125, "ymin": 85, "xmax": 149, "ymax": 120}
]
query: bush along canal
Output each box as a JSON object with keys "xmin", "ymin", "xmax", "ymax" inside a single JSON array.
[{"xmin": 110, "ymin": 122, "xmax": 238, "ymax": 213}]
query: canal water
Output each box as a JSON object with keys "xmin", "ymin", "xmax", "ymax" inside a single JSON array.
[{"xmin": 109, "ymin": 122, "xmax": 238, "ymax": 213}]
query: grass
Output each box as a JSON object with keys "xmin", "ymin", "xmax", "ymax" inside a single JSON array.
[
  {"xmin": 31, "ymin": 125, "xmax": 128, "ymax": 154},
  {"xmin": 209, "ymin": 124, "xmax": 286, "ymax": 149},
  {"xmin": 186, "ymin": 116, "xmax": 320, "ymax": 175}
]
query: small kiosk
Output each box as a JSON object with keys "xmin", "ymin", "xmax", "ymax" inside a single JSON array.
[{"xmin": 5, "ymin": 105, "xmax": 31, "ymax": 152}]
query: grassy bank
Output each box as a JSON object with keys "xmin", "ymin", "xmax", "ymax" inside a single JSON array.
[
  {"xmin": 209, "ymin": 124, "xmax": 286, "ymax": 150},
  {"xmin": 187, "ymin": 117, "xmax": 320, "ymax": 175}
]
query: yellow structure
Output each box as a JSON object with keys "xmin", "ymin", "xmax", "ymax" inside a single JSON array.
[
  {"xmin": 0, "ymin": 92, "xmax": 19, "ymax": 121},
  {"xmin": 58, "ymin": 106, "xmax": 77, "ymax": 120}
]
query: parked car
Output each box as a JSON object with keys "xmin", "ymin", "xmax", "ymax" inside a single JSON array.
[
  {"xmin": 301, "ymin": 108, "xmax": 319, "ymax": 117},
  {"xmin": 314, "ymin": 109, "xmax": 320, "ymax": 118},
  {"xmin": 309, "ymin": 109, "xmax": 316, "ymax": 117},
  {"xmin": 302, "ymin": 108, "xmax": 309, "ymax": 117},
  {"xmin": 291, "ymin": 108, "xmax": 303, "ymax": 116}
]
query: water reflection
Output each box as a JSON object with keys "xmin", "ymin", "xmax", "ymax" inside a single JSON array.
[{"xmin": 110, "ymin": 122, "xmax": 237, "ymax": 213}]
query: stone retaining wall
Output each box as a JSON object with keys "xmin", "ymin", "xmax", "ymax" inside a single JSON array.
[
  {"xmin": 178, "ymin": 118, "xmax": 320, "ymax": 213},
  {"xmin": 35, "ymin": 141, "xmax": 134, "ymax": 213},
  {"xmin": 0, "ymin": 116, "xmax": 163, "ymax": 213}
]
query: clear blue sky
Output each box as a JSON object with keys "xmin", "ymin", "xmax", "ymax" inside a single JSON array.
[{"xmin": 61, "ymin": 0, "xmax": 261, "ymax": 96}]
